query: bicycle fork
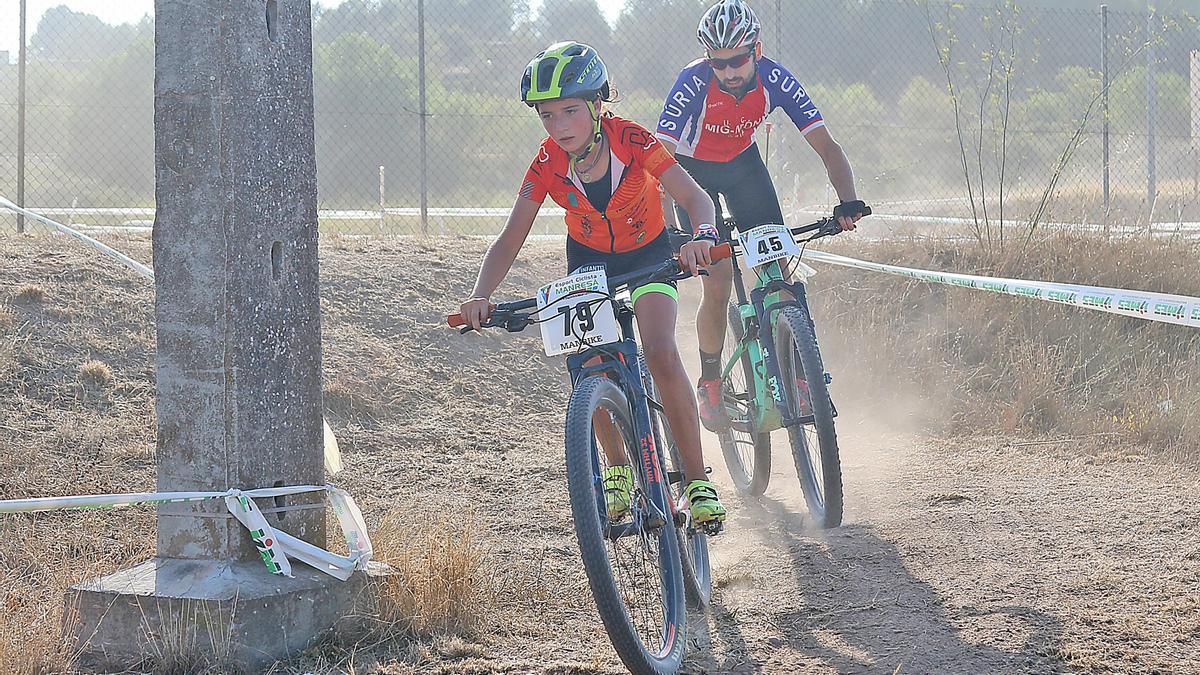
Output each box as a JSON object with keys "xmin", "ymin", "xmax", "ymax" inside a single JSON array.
[
  {"xmin": 746, "ymin": 279, "xmax": 823, "ymax": 430},
  {"xmin": 569, "ymin": 320, "xmax": 675, "ymax": 541}
]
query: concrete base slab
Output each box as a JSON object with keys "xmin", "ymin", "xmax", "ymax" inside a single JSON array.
[{"xmin": 67, "ymin": 557, "xmax": 384, "ymax": 671}]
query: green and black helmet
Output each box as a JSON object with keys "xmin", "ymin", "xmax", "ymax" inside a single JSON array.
[{"xmin": 520, "ymin": 41, "xmax": 610, "ymax": 107}]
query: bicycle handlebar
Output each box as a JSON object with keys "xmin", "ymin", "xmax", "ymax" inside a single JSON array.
[
  {"xmin": 447, "ymin": 242, "xmax": 732, "ymax": 328},
  {"xmin": 726, "ymin": 205, "xmax": 874, "ymax": 252}
]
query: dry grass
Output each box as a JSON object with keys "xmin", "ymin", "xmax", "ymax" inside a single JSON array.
[
  {"xmin": 142, "ymin": 599, "xmax": 241, "ymax": 675},
  {"xmin": 11, "ymin": 283, "xmax": 47, "ymax": 305},
  {"xmin": 814, "ymin": 231, "xmax": 1200, "ymax": 454},
  {"xmin": 78, "ymin": 359, "xmax": 116, "ymax": 390},
  {"xmin": 0, "ymin": 514, "xmax": 154, "ymax": 675},
  {"xmin": 369, "ymin": 511, "xmax": 499, "ymax": 637}
]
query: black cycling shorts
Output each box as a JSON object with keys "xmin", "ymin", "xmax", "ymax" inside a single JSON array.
[
  {"xmin": 674, "ymin": 143, "xmax": 785, "ymax": 241},
  {"xmin": 566, "ymin": 229, "xmax": 678, "ymax": 303}
]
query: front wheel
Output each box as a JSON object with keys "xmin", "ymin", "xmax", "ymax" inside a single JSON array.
[
  {"xmin": 775, "ymin": 305, "xmax": 844, "ymax": 528},
  {"xmin": 564, "ymin": 374, "xmax": 688, "ymax": 674}
]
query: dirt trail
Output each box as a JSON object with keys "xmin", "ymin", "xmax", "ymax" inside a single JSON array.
[{"xmin": 2, "ymin": 235, "xmax": 1198, "ymax": 673}]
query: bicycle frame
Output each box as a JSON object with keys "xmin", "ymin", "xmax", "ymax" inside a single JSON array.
[
  {"xmin": 724, "ymin": 232, "xmax": 825, "ymax": 432},
  {"xmin": 566, "ymin": 298, "xmax": 676, "ymax": 539}
]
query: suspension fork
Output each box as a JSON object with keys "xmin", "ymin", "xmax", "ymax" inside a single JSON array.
[{"xmin": 752, "ymin": 275, "xmax": 817, "ymax": 427}]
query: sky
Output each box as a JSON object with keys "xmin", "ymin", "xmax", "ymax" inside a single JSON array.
[{"xmin": 0, "ymin": 0, "xmax": 628, "ymax": 62}]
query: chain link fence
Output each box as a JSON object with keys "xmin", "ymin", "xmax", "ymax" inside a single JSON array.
[{"xmin": 1, "ymin": 1, "xmax": 1197, "ymax": 239}]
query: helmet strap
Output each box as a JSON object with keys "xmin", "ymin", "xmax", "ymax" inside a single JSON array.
[{"xmin": 569, "ymin": 100, "xmax": 605, "ymax": 167}]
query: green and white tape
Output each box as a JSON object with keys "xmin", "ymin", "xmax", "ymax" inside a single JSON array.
[
  {"xmin": 805, "ymin": 250, "xmax": 1200, "ymax": 329},
  {"xmin": 0, "ymin": 484, "xmax": 372, "ymax": 581}
]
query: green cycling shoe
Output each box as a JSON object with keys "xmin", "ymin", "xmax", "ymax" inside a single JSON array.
[
  {"xmin": 684, "ymin": 479, "xmax": 727, "ymax": 525},
  {"xmin": 602, "ymin": 464, "xmax": 634, "ymax": 519}
]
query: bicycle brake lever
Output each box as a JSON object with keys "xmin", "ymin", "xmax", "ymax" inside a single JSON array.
[{"xmin": 502, "ymin": 316, "xmax": 532, "ymax": 333}]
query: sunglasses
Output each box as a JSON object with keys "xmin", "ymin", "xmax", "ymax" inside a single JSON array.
[{"xmin": 706, "ymin": 48, "xmax": 755, "ymax": 71}]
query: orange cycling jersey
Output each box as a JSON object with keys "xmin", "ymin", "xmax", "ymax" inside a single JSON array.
[{"xmin": 519, "ymin": 115, "xmax": 677, "ymax": 254}]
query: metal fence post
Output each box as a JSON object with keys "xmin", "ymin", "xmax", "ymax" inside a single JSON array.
[
  {"xmin": 1147, "ymin": 9, "xmax": 1157, "ymax": 211},
  {"xmin": 1101, "ymin": 4, "xmax": 1109, "ymax": 219},
  {"xmin": 775, "ymin": 0, "xmax": 782, "ymax": 54},
  {"xmin": 378, "ymin": 165, "xmax": 386, "ymax": 235},
  {"xmin": 417, "ymin": 0, "xmax": 429, "ymax": 237},
  {"xmin": 17, "ymin": 0, "xmax": 27, "ymax": 233},
  {"xmin": 1192, "ymin": 50, "xmax": 1199, "ymax": 200}
]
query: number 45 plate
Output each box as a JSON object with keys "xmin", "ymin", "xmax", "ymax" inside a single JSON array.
[
  {"xmin": 536, "ymin": 269, "xmax": 620, "ymax": 356},
  {"xmin": 739, "ymin": 224, "xmax": 801, "ymax": 268}
]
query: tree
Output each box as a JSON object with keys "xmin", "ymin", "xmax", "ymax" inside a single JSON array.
[
  {"xmin": 29, "ymin": 6, "xmax": 145, "ymax": 64},
  {"xmin": 613, "ymin": 0, "xmax": 706, "ymax": 97},
  {"xmin": 66, "ymin": 35, "xmax": 155, "ymax": 203},
  {"xmin": 537, "ymin": 0, "xmax": 613, "ymax": 66}
]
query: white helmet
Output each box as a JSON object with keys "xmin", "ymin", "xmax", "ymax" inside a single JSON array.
[{"xmin": 697, "ymin": 0, "xmax": 761, "ymax": 52}]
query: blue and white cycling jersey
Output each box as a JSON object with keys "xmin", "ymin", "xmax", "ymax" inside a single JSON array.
[{"xmin": 656, "ymin": 56, "xmax": 824, "ymax": 163}]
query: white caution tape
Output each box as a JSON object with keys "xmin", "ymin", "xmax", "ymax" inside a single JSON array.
[
  {"xmin": 805, "ymin": 249, "xmax": 1200, "ymax": 329},
  {"xmin": 0, "ymin": 484, "xmax": 372, "ymax": 580},
  {"xmin": 1, "ymin": 194, "xmax": 154, "ymax": 279}
]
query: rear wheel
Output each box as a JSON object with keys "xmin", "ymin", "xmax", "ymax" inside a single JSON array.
[
  {"xmin": 716, "ymin": 302, "xmax": 772, "ymax": 496},
  {"xmin": 775, "ymin": 305, "xmax": 844, "ymax": 528},
  {"xmin": 564, "ymin": 374, "xmax": 688, "ymax": 674}
]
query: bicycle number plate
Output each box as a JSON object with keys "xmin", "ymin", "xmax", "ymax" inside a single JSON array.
[
  {"xmin": 536, "ymin": 269, "xmax": 620, "ymax": 356},
  {"xmin": 738, "ymin": 224, "xmax": 801, "ymax": 268}
]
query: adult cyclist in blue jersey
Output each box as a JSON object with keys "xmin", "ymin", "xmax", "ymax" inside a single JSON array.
[{"xmin": 657, "ymin": 0, "xmax": 868, "ymax": 431}]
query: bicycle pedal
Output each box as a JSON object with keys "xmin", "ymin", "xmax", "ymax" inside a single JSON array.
[{"xmin": 699, "ymin": 520, "xmax": 725, "ymax": 536}]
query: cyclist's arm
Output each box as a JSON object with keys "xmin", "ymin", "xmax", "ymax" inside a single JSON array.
[
  {"xmin": 805, "ymin": 126, "xmax": 855, "ymax": 200},
  {"xmin": 657, "ymin": 137, "xmax": 681, "ymax": 230},
  {"xmin": 659, "ymin": 164, "xmax": 717, "ymax": 275},
  {"xmin": 468, "ymin": 196, "xmax": 540, "ymax": 300},
  {"xmin": 804, "ymin": 126, "xmax": 859, "ymax": 229},
  {"xmin": 658, "ymin": 164, "xmax": 714, "ymax": 232}
]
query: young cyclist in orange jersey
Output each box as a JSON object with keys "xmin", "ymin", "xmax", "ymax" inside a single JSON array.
[{"xmin": 458, "ymin": 42, "xmax": 728, "ymax": 526}]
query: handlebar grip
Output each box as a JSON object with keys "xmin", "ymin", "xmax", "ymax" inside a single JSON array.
[
  {"xmin": 447, "ymin": 303, "xmax": 496, "ymax": 328},
  {"xmin": 674, "ymin": 241, "xmax": 734, "ymax": 272}
]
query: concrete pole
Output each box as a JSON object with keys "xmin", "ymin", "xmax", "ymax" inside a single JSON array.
[
  {"xmin": 17, "ymin": 0, "xmax": 26, "ymax": 233},
  {"xmin": 68, "ymin": 2, "xmax": 364, "ymax": 667}
]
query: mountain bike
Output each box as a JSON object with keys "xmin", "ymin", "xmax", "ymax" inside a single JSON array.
[
  {"xmin": 713, "ymin": 205, "xmax": 870, "ymax": 529},
  {"xmin": 448, "ymin": 244, "xmax": 731, "ymax": 674}
]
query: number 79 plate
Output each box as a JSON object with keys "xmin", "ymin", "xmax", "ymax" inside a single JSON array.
[
  {"xmin": 738, "ymin": 224, "xmax": 801, "ymax": 268},
  {"xmin": 536, "ymin": 269, "xmax": 620, "ymax": 356}
]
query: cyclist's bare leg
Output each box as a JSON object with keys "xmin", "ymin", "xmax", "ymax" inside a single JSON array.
[
  {"xmin": 634, "ymin": 292, "xmax": 706, "ymax": 481},
  {"xmin": 587, "ymin": 355, "xmax": 629, "ymax": 466},
  {"xmin": 696, "ymin": 258, "xmax": 733, "ymax": 355}
]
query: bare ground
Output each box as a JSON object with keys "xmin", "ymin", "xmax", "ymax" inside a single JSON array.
[{"xmin": 1, "ymin": 233, "xmax": 1198, "ymax": 673}]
